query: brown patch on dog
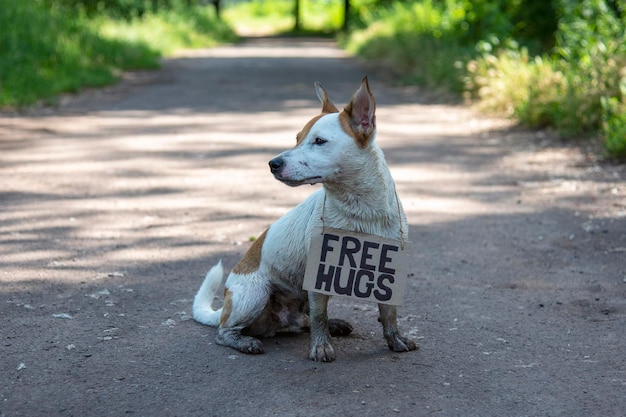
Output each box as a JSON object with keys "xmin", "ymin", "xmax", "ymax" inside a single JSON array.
[
  {"xmin": 220, "ymin": 289, "xmax": 233, "ymax": 327},
  {"xmin": 339, "ymin": 77, "xmax": 376, "ymax": 149},
  {"xmin": 295, "ymin": 114, "xmax": 325, "ymax": 145},
  {"xmin": 295, "ymin": 87, "xmax": 340, "ymax": 146},
  {"xmin": 232, "ymin": 229, "xmax": 268, "ymax": 274},
  {"xmin": 338, "ymin": 110, "xmax": 368, "ymax": 148},
  {"xmin": 315, "ymin": 81, "xmax": 339, "ymax": 114},
  {"xmin": 320, "ymin": 95, "xmax": 338, "ymax": 114}
]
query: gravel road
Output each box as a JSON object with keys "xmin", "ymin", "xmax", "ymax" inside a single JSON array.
[{"xmin": 1, "ymin": 37, "xmax": 625, "ymax": 417}]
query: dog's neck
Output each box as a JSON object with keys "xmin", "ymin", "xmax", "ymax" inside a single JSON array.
[{"xmin": 322, "ymin": 143, "xmax": 399, "ymax": 230}]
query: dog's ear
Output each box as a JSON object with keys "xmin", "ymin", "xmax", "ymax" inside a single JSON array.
[
  {"xmin": 315, "ymin": 82, "xmax": 339, "ymax": 114},
  {"xmin": 343, "ymin": 77, "xmax": 376, "ymax": 147}
]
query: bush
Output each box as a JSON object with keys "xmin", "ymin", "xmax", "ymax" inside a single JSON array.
[
  {"xmin": 602, "ymin": 97, "xmax": 626, "ymax": 160},
  {"xmin": 342, "ymin": 1, "xmax": 471, "ymax": 93},
  {"xmin": 466, "ymin": 46, "xmax": 565, "ymax": 127},
  {"xmin": 553, "ymin": 0, "xmax": 626, "ymax": 139},
  {"xmin": 344, "ymin": 0, "xmax": 626, "ymax": 159}
]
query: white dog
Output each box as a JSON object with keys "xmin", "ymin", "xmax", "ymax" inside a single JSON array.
[{"xmin": 193, "ymin": 78, "xmax": 417, "ymax": 362}]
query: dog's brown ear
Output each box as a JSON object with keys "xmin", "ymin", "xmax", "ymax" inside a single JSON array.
[
  {"xmin": 315, "ymin": 82, "xmax": 339, "ymax": 114},
  {"xmin": 343, "ymin": 77, "xmax": 376, "ymax": 147}
]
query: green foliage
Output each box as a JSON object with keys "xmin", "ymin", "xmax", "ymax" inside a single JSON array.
[
  {"xmin": 303, "ymin": 0, "xmax": 344, "ymax": 31},
  {"xmin": 344, "ymin": 0, "xmax": 626, "ymax": 159},
  {"xmin": 44, "ymin": 0, "xmax": 204, "ymax": 19},
  {"xmin": 602, "ymin": 97, "xmax": 626, "ymax": 160},
  {"xmin": 466, "ymin": 47, "xmax": 566, "ymax": 127},
  {"xmin": 223, "ymin": 0, "xmax": 343, "ymax": 35},
  {"xmin": 553, "ymin": 0, "xmax": 626, "ymax": 137},
  {"xmin": 223, "ymin": 0, "xmax": 295, "ymax": 34},
  {"xmin": 342, "ymin": 0, "xmax": 471, "ymax": 93},
  {"xmin": 0, "ymin": 0, "xmax": 234, "ymax": 107},
  {"xmin": 98, "ymin": 3, "xmax": 235, "ymax": 54},
  {"xmin": 0, "ymin": 0, "xmax": 150, "ymax": 106}
]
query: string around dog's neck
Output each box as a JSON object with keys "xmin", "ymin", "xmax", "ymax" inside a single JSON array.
[{"xmin": 319, "ymin": 185, "xmax": 406, "ymax": 250}]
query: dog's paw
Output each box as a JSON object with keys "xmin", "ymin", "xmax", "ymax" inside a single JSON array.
[
  {"xmin": 239, "ymin": 337, "xmax": 265, "ymax": 354},
  {"xmin": 309, "ymin": 343, "xmax": 336, "ymax": 362},
  {"xmin": 328, "ymin": 319, "xmax": 353, "ymax": 337},
  {"xmin": 217, "ymin": 331, "xmax": 265, "ymax": 354},
  {"xmin": 386, "ymin": 334, "xmax": 418, "ymax": 353}
]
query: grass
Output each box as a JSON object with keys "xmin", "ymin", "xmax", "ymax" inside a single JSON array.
[
  {"xmin": 342, "ymin": 29, "xmax": 470, "ymax": 95},
  {"xmin": 0, "ymin": 0, "xmax": 235, "ymax": 107},
  {"xmin": 97, "ymin": 5, "xmax": 236, "ymax": 55},
  {"xmin": 222, "ymin": 0, "xmax": 343, "ymax": 36},
  {"xmin": 223, "ymin": 0, "xmax": 295, "ymax": 35},
  {"xmin": 339, "ymin": 1, "xmax": 471, "ymax": 95}
]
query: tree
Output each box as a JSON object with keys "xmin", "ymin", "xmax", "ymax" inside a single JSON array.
[
  {"xmin": 343, "ymin": 0, "xmax": 350, "ymax": 30},
  {"xmin": 294, "ymin": 0, "xmax": 301, "ymax": 30}
]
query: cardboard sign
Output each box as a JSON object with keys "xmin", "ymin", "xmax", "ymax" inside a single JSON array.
[{"xmin": 303, "ymin": 227, "xmax": 410, "ymax": 305}]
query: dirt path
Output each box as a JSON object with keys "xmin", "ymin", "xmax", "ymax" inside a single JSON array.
[{"xmin": 1, "ymin": 37, "xmax": 625, "ymax": 417}]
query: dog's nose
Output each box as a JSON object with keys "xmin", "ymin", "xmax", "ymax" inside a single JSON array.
[{"xmin": 269, "ymin": 157, "xmax": 284, "ymax": 174}]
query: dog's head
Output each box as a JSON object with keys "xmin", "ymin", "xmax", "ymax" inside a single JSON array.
[{"xmin": 269, "ymin": 77, "xmax": 377, "ymax": 187}]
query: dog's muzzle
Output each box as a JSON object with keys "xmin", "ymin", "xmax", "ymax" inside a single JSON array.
[{"xmin": 269, "ymin": 157, "xmax": 284, "ymax": 175}]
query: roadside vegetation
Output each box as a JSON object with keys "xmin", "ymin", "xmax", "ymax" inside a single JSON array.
[
  {"xmin": 3, "ymin": 0, "xmax": 624, "ymax": 159},
  {"xmin": 0, "ymin": 0, "xmax": 235, "ymax": 107},
  {"xmin": 341, "ymin": 0, "xmax": 626, "ymax": 159}
]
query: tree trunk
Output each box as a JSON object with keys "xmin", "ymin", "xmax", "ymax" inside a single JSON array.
[
  {"xmin": 294, "ymin": 0, "xmax": 301, "ymax": 31},
  {"xmin": 342, "ymin": 0, "xmax": 350, "ymax": 31}
]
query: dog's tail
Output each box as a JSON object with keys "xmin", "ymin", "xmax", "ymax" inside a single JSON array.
[{"xmin": 192, "ymin": 260, "xmax": 225, "ymax": 327}]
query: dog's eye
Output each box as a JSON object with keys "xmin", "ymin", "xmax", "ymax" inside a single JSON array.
[{"xmin": 313, "ymin": 137, "xmax": 327, "ymax": 145}]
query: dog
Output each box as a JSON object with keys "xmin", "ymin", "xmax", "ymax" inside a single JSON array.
[{"xmin": 192, "ymin": 77, "xmax": 417, "ymax": 362}]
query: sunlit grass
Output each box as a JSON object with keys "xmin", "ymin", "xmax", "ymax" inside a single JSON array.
[
  {"xmin": 97, "ymin": 5, "xmax": 236, "ymax": 55},
  {"xmin": 223, "ymin": 0, "xmax": 343, "ymax": 36},
  {"xmin": 0, "ymin": 1, "xmax": 235, "ymax": 107}
]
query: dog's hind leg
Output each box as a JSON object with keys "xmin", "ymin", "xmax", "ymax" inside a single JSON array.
[
  {"xmin": 308, "ymin": 292, "xmax": 336, "ymax": 362},
  {"xmin": 216, "ymin": 278, "xmax": 271, "ymax": 354},
  {"xmin": 217, "ymin": 325, "xmax": 265, "ymax": 354},
  {"xmin": 328, "ymin": 319, "xmax": 353, "ymax": 337},
  {"xmin": 378, "ymin": 304, "xmax": 418, "ymax": 352}
]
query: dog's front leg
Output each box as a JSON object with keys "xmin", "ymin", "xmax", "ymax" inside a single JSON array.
[
  {"xmin": 378, "ymin": 304, "xmax": 418, "ymax": 352},
  {"xmin": 308, "ymin": 291, "xmax": 335, "ymax": 362}
]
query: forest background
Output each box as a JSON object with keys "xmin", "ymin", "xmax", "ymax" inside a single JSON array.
[{"xmin": 1, "ymin": 0, "xmax": 625, "ymax": 158}]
